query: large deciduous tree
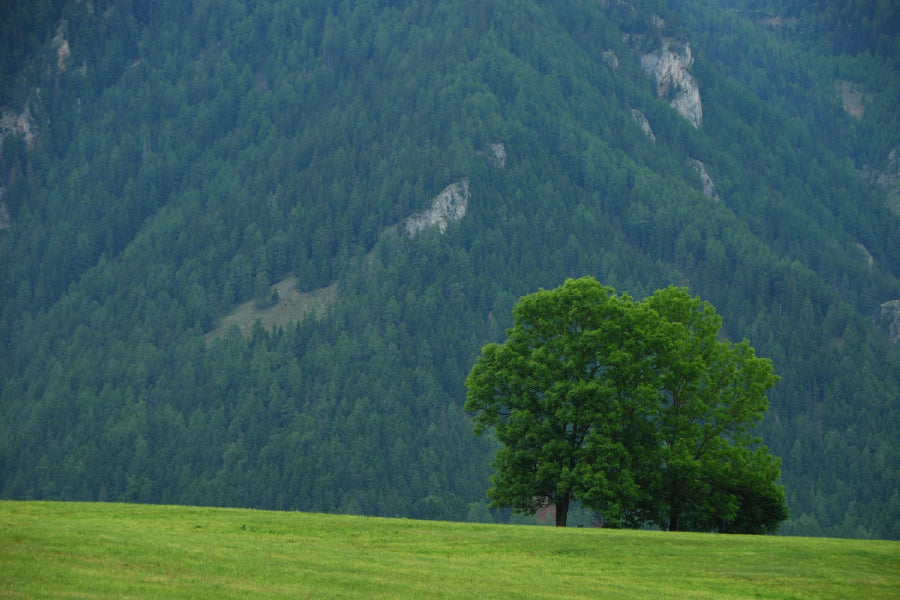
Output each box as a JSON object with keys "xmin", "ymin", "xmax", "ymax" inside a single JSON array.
[{"xmin": 465, "ymin": 277, "xmax": 787, "ymax": 532}]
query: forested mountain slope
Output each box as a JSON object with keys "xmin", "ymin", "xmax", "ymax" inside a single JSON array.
[{"xmin": 1, "ymin": 0, "xmax": 898, "ymax": 538}]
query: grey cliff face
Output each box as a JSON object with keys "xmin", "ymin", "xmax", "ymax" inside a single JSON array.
[{"xmin": 641, "ymin": 40, "xmax": 702, "ymax": 128}]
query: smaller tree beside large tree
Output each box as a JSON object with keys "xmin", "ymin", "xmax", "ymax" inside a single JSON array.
[{"xmin": 465, "ymin": 277, "xmax": 788, "ymax": 532}]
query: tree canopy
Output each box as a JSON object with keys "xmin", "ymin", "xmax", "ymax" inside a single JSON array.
[{"xmin": 465, "ymin": 277, "xmax": 788, "ymax": 532}]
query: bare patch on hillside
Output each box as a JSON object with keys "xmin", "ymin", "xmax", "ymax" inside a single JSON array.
[
  {"xmin": 488, "ymin": 143, "xmax": 507, "ymax": 169},
  {"xmin": 631, "ymin": 109, "xmax": 655, "ymax": 141},
  {"xmin": 640, "ymin": 40, "xmax": 703, "ymax": 128},
  {"xmin": 601, "ymin": 50, "xmax": 619, "ymax": 70},
  {"xmin": 205, "ymin": 277, "xmax": 338, "ymax": 342},
  {"xmin": 855, "ymin": 242, "xmax": 874, "ymax": 267},
  {"xmin": 0, "ymin": 105, "xmax": 37, "ymax": 151},
  {"xmin": 690, "ymin": 159, "xmax": 720, "ymax": 201},
  {"xmin": 867, "ymin": 148, "xmax": 900, "ymax": 216},
  {"xmin": 404, "ymin": 180, "xmax": 469, "ymax": 236},
  {"xmin": 53, "ymin": 22, "xmax": 71, "ymax": 73},
  {"xmin": 880, "ymin": 300, "xmax": 900, "ymax": 345},
  {"xmin": 835, "ymin": 80, "xmax": 866, "ymax": 120}
]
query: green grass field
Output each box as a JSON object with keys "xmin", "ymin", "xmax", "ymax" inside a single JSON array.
[{"xmin": 1, "ymin": 501, "xmax": 897, "ymax": 598}]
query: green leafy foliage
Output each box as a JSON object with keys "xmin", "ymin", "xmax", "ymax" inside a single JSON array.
[{"xmin": 465, "ymin": 277, "xmax": 787, "ymax": 532}]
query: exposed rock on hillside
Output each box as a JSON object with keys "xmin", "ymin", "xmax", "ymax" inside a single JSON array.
[
  {"xmin": 0, "ymin": 105, "xmax": 37, "ymax": 152},
  {"xmin": 866, "ymin": 148, "xmax": 900, "ymax": 215},
  {"xmin": 404, "ymin": 180, "xmax": 470, "ymax": 237},
  {"xmin": 52, "ymin": 22, "xmax": 71, "ymax": 73},
  {"xmin": 631, "ymin": 109, "xmax": 655, "ymax": 141},
  {"xmin": 641, "ymin": 40, "xmax": 702, "ymax": 128},
  {"xmin": 855, "ymin": 242, "xmax": 874, "ymax": 267},
  {"xmin": 690, "ymin": 159, "xmax": 719, "ymax": 200},
  {"xmin": 836, "ymin": 80, "xmax": 866, "ymax": 120},
  {"xmin": 601, "ymin": 50, "xmax": 619, "ymax": 70},
  {"xmin": 880, "ymin": 300, "xmax": 900, "ymax": 344},
  {"xmin": 488, "ymin": 142, "xmax": 507, "ymax": 169}
]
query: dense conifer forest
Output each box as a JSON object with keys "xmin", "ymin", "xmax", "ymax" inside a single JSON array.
[{"xmin": 1, "ymin": 0, "xmax": 898, "ymax": 538}]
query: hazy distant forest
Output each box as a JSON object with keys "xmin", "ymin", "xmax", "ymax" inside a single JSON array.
[{"xmin": 1, "ymin": 0, "xmax": 898, "ymax": 538}]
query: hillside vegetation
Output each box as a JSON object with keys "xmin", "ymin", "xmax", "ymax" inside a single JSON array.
[
  {"xmin": 1, "ymin": 0, "xmax": 899, "ymax": 538},
  {"xmin": 2, "ymin": 501, "xmax": 898, "ymax": 599}
]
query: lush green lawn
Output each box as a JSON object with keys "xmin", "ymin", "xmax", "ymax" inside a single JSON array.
[{"xmin": 1, "ymin": 501, "xmax": 897, "ymax": 598}]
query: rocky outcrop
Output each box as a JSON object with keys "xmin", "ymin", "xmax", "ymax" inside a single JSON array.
[
  {"xmin": 404, "ymin": 180, "xmax": 470, "ymax": 236},
  {"xmin": 0, "ymin": 105, "xmax": 37, "ymax": 153},
  {"xmin": 690, "ymin": 159, "xmax": 719, "ymax": 201},
  {"xmin": 879, "ymin": 300, "xmax": 900, "ymax": 345},
  {"xmin": 52, "ymin": 22, "xmax": 71, "ymax": 73},
  {"xmin": 488, "ymin": 142, "xmax": 507, "ymax": 169},
  {"xmin": 0, "ymin": 103, "xmax": 35, "ymax": 226},
  {"xmin": 855, "ymin": 242, "xmax": 874, "ymax": 267},
  {"xmin": 865, "ymin": 148, "xmax": 900, "ymax": 216},
  {"xmin": 601, "ymin": 50, "xmax": 619, "ymax": 70},
  {"xmin": 640, "ymin": 40, "xmax": 702, "ymax": 128},
  {"xmin": 631, "ymin": 109, "xmax": 655, "ymax": 141}
]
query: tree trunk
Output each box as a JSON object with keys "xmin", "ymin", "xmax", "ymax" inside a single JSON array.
[
  {"xmin": 555, "ymin": 495, "xmax": 570, "ymax": 527},
  {"xmin": 668, "ymin": 512, "xmax": 678, "ymax": 532}
]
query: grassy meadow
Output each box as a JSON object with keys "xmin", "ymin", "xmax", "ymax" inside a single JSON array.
[
  {"xmin": 1, "ymin": 501, "xmax": 897, "ymax": 599},
  {"xmin": 205, "ymin": 277, "xmax": 338, "ymax": 342}
]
